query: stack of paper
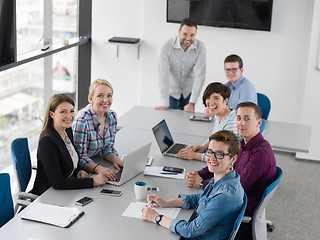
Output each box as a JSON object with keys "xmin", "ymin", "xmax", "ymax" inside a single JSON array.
[{"xmin": 21, "ymin": 203, "xmax": 84, "ymax": 228}]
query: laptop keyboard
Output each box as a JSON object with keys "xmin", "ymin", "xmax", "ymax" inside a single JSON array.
[
  {"xmin": 114, "ymin": 170, "xmax": 122, "ymax": 182},
  {"xmin": 167, "ymin": 144, "xmax": 187, "ymax": 154}
]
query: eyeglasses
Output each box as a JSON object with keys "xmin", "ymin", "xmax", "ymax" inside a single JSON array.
[
  {"xmin": 204, "ymin": 149, "xmax": 233, "ymax": 159},
  {"xmin": 224, "ymin": 68, "xmax": 240, "ymax": 73}
]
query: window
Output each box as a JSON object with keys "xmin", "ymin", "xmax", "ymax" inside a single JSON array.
[
  {"xmin": 53, "ymin": 47, "xmax": 78, "ymax": 100},
  {"xmin": 0, "ymin": 0, "xmax": 90, "ymax": 172},
  {"xmin": 0, "ymin": 60, "xmax": 44, "ymax": 170}
]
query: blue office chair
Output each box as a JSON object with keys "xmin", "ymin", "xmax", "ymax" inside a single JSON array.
[
  {"xmin": 242, "ymin": 166, "xmax": 283, "ymax": 240},
  {"xmin": 11, "ymin": 138, "xmax": 38, "ymax": 211},
  {"xmin": 257, "ymin": 93, "xmax": 271, "ymax": 120},
  {"xmin": 229, "ymin": 194, "xmax": 248, "ymax": 240},
  {"xmin": 257, "ymin": 93, "xmax": 271, "ymax": 133},
  {"xmin": 260, "ymin": 119, "xmax": 266, "ymax": 134},
  {"xmin": 0, "ymin": 173, "xmax": 14, "ymax": 228}
]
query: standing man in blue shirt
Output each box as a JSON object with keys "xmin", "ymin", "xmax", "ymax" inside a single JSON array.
[
  {"xmin": 155, "ymin": 18, "xmax": 206, "ymax": 112},
  {"xmin": 224, "ymin": 54, "xmax": 257, "ymax": 109}
]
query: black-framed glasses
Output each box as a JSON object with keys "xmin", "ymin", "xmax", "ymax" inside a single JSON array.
[
  {"xmin": 204, "ymin": 149, "xmax": 233, "ymax": 159},
  {"xmin": 224, "ymin": 68, "xmax": 240, "ymax": 73}
]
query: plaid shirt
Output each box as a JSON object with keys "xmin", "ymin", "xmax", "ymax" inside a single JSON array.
[{"xmin": 72, "ymin": 105, "xmax": 118, "ymax": 168}]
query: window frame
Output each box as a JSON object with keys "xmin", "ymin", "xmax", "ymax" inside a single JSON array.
[{"xmin": 0, "ymin": 0, "xmax": 92, "ymax": 110}]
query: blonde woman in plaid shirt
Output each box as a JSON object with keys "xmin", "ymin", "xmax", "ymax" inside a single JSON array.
[{"xmin": 73, "ymin": 79, "xmax": 124, "ymax": 181}]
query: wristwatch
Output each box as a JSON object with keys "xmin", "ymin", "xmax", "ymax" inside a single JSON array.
[
  {"xmin": 199, "ymin": 180, "xmax": 204, "ymax": 189},
  {"xmin": 155, "ymin": 214, "xmax": 164, "ymax": 225}
]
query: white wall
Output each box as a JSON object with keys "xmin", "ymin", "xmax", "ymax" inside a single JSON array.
[
  {"xmin": 298, "ymin": 0, "xmax": 320, "ymax": 160},
  {"xmin": 91, "ymin": 0, "xmax": 144, "ymax": 116},
  {"xmin": 92, "ymin": 0, "xmax": 320, "ymax": 159}
]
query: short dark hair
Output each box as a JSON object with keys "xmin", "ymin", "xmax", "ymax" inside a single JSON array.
[
  {"xmin": 224, "ymin": 54, "xmax": 243, "ymax": 68},
  {"xmin": 180, "ymin": 18, "xmax": 197, "ymax": 30},
  {"xmin": 208, "ymin": 130, "xmax": 240, "ymax": 157},
  {"xmin": 236, "ymin": 102, "xmax": 262, "ymax": 119},
  {"xmin": 202, "ymin": 82, "xmax": 231, "ymax": 107}
]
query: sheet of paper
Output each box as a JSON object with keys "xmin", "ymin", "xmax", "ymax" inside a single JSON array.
[
  {"xmin": 144, "ymin": 166, "xmax": 185, "ymax": 179},
  {"xmin": 122, "ymin": 202, "xmax": 180, "ymax": 219}
]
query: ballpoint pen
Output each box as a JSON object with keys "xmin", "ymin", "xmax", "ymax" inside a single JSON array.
[{"xmin": 160, "ymin": 172, "xmax": 178, "ymax": 175}]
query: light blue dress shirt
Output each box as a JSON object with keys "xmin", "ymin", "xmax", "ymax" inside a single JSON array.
[
  {"xmin": 169, "ymin": 171, "xmax": 244, "ymax": 240},
  {"xmin": 226, "ymin": 75, "xmax": 257, "ymax": 110}
]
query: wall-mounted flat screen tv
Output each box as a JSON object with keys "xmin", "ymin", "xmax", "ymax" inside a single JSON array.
[{"xmin": 167, "ymin": 0, "xmax": 273, "ymax": 31}]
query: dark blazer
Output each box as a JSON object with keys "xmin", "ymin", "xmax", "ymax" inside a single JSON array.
[{"xmin": 32, "ymin": 127, "xmax": 93, "ymax": 195}]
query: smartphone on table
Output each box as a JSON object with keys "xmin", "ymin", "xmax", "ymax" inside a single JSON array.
[
  {"xmin": 100, "ymin": 189, "xmax": 123, "ymax": 197},
  {"xmin": 162, "ymin": 166, "xmax": 184, "ymax": 173},
  {"xmin": 190, "ymin": 115, "xmax": 213, "ymax": 122},
  {"xmin": 75, "ymin": 196, "xmax": 93, "ymax": 206}
]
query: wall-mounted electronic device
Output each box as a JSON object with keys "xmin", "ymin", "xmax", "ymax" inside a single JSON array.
[{"xmin": 167, "ymin": 0, "xmax": 273, "ymax": 32}]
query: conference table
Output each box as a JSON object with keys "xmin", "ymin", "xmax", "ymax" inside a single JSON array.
[
  {"xmin": 118, "ymin": 106, "xmax": 311, "ymax": 153},
  {"xmin": 0, "ymin": 127, "xmax": 207, "ymax": 240},
  {"xmin": 0, "ymin": 105, "xmax": 311, "ymax": 239}
]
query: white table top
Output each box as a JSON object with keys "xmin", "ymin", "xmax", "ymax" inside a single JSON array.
[
  {"xmin": 263, "ymin": 120, "xmax": 311, "ymax": 153},
  {"xmin": 118, "ymin": 105, "xmax": 214, "ymax": 138},
  {"xmin": 118, "ymin": 106, "xmax": 311, "ymax": 153}
]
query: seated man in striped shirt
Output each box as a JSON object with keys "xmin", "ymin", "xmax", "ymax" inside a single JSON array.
[{"xmin": 176, "ymin": 82, "xmax": 240, "ymax": 161}]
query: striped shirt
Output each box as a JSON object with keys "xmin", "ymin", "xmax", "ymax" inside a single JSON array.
[
  {"xmin": 212, "ymin": 109, "xmax": 241, "ymax": 140},
  {"xmin": 72, "ymin": 105, "xmax": 118, "ymax": 168},
  {"xmin": 201, "ymin": 109, "xmax": 241, "ymax": 162}
]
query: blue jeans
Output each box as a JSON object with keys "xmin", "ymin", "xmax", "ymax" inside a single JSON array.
[{"xmin": 169, "ymin": 94, "xmax": 191, "ymax": 110}]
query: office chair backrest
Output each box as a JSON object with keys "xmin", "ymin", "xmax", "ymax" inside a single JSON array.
[
  {"xmin": 252, "ymin": 166, "xmax": 283, "ymax": 239},
  {"xmin": 228, "ymin": 194, "xmax": 248, "ymax": 240},
  {"xmin": 11, "ymin": 138, "xmax": 32, "ymax": 192},
  {"xmin": 257, "ymin": 93, "xmax": 271, "ymax": 120},
  {"xmin": 260, "ymin": 119, "xmax": 266, "ymax": 133},
  {"xmin": 0, "ymin": 173, "xmax": 14, "ymax": 228}
]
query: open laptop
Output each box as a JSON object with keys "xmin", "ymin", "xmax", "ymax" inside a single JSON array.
[
  {"xmin": 152, "ymin": 119, "xmax": 188, "ymax": 157},
  {"xmin": 106, "ymin": 142, "xmax": 151, "ymax": 186}
]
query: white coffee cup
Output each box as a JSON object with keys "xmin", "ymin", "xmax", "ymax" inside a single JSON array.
[{"xmin": 134, "ymin": 181, "xmax": 148, "ymax": 200}]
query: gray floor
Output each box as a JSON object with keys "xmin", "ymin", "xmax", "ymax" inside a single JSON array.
[{"xmin": 267, "ymin": 151, "xmax": 320, "ymax": 240}]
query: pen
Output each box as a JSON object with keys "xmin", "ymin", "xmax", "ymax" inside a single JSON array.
[
  {"xmin": 147, "ymin": 200, "xmax": 153, "ymax": 207},
  {"xmin": 160, "ymin": 172, "xmax": 178, "ymax": 175}
]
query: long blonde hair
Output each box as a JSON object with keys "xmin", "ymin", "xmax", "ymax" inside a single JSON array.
[{"xmin": 40, "ymin": 94, "xmax": 74, "ymax": 137}]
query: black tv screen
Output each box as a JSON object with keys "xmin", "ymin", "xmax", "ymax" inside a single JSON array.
[{"xmin": 167, "ymin": 0, "xmax": 273, "ymax": 31}]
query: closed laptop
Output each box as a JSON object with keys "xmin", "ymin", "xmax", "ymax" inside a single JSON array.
[{"xmin": 108, "ymin": 37, "xmax": 140, "ymax": 44}]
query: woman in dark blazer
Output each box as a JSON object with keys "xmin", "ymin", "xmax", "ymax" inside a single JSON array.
[{"xmin": 32, "ymin": 94, "xmax": 107, "ymax": 195}]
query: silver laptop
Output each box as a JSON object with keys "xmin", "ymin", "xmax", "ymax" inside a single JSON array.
[
  {"xmin": 152, "ymin": 119, "xmax": 188, "ymax": 157},
  {"xmin": 106, "ymin": 142, "xmax": 152, "ymax": 186}
]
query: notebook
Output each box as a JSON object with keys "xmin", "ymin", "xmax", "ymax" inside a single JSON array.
[
  {"xmin": 152, "ymin": 119, "xmax": 188, "ymax": 157},
  {"xmin": 106, "ymin": 142, "xmax": 152, "ymax": 186},
  {"xmin": 108, "ymin": 37, "xmax": 140, "ymax": 44}
]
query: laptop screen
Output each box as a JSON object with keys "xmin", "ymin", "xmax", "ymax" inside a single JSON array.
[{"xmin": 152, "ymin": 119, "xmax": 174, "ymax": 153}]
